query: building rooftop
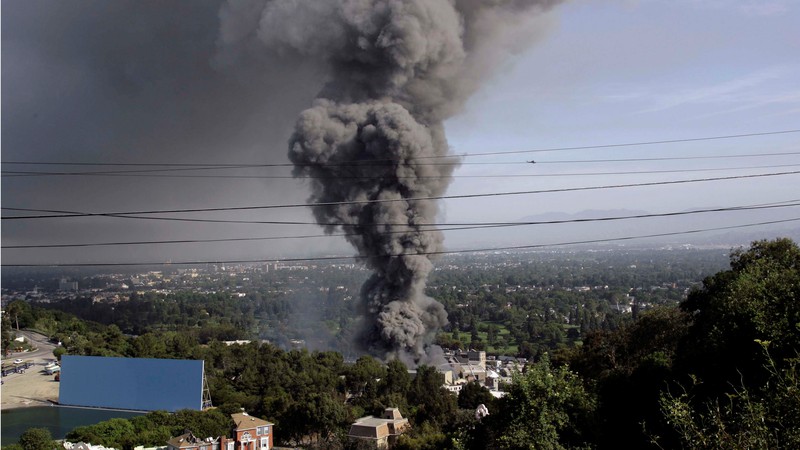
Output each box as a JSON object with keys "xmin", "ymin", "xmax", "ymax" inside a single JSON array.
[
  {"xmin": 348, "ymin": 408, "xmax": 410, "ymax": 441},
  {"xmin": 349, "ymin": 420, "xmax": 389, "ymax": 439},
  {"xmin": 166, "ymin": 432, "xmax": 217, "ymax": 449},
  {"xmin": 383, "ymin": 408, "xmax": 403, "ymax": 420},
  {"xmin": 231, "ymin": 412, "xmax": 273, "ymax": 431}
]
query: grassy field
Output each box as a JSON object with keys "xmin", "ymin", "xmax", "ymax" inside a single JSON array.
[
  {"xmin": 439, "ymin": 323, "xmax": 517, "ymax": 355},
  {"xmin": 443, "ymin": 320, "xmax": 582, "ymax": 356}
]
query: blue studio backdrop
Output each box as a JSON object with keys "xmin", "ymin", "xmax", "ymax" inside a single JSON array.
[{"xmin": 59, "ymin": 355, "xmax": 204, "ymax": 411}]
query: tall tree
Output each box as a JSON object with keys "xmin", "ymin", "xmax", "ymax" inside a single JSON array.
[
  {"xmin": 345, "ymin": 355, "xmax": 386, "ymax": 397},
  {"xmin": 18, "ymin": 428, "xmax": 57, "ymax": 450},
  {"xmin": 660, "ymin": 342, "xmax": 800, "ymax": 449},
  {"xmin": 408, "ymin": 365, "xmax": 457, "ymax": 426},
  {"xmin": 678, "ymin": 238, "xmax": 800, "ymax": 392},
  {"xmin": 2, "ymin": 313, "xmax": 14, "ymax": 355},
  {"xmin": 6, "ymin": 300, "xmax": 31, "ymax": 331},
  {"xmin": 457, "ymin": 381, "xmax": 494, "ymax": 411},
  {"xmin": 381, "ymin": 358, "xmax": 411, "ymax": 397},
  {"xmin": 488, "ymin": 355, "xmax": 596, "ymax": 450}
]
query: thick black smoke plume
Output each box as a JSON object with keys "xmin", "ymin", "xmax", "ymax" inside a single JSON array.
[
  {"xmin": 288, "ymin": 100, "xmax": 453, "ymax": 360},
  {"xmin": 218, "ymin": 0, "xmax": 561, "ymax": 362}
]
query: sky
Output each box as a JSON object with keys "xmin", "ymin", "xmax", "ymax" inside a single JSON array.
[{"xmin": 2, "ymin": 0, "xmax": 800, "ymax": 267}]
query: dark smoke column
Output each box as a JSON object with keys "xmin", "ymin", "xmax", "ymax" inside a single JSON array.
[
  {"xmin": 289, "ymin": 100, "xmax": 454, "ymax": 360},
  {"xmin": 217, "ymin": 0, "xmax": 561, "ymax": 362}
]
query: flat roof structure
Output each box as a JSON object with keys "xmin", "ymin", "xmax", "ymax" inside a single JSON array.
[{"xmin": 348, "ymin": 408, "xmax": 410, "ymax": 448}]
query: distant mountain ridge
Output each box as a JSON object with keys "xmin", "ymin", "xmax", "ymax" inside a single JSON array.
[{"xmin": 444, "ymin": 207, "xmax": 800, "ymax": 250}]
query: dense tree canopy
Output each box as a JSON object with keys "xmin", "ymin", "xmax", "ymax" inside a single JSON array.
[
  {"xmin": 654, "ymin": 238, "xmax": 800, "ymax": 449},
  {"xmin": 16, "ymin": 428, "xmax": 57, "ymax": 450},
  {"xmin": 7, "ymin": 239, "xmax": 800, "ymax": 449},
  {"xmin": 678, "ymin": 238, "xmax": 800, "ymax": 391},
  {"xmin": 485, "ymin": 355, "xmax": 595, "ymax": 450}
]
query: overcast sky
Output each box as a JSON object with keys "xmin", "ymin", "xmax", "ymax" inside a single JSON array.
[{"xmin": 2, "ymin": 0, "xmax": 800, "ymax": 266}]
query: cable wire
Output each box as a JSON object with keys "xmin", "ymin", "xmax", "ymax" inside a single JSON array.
[
  {"xmin": 531, "ymin": 151, "xmax": 800, "ymax": 164},
  {"xmin": 3, "ymin": 129, "xmax": 798, "ymax": 167},
  {"xmin": 5, "ymin": 161, "xmax": 800, "ymax": 179},
  {"xmin": 3, "ymin": 216, "xmax": 798, "ymax": 267},
  {"xmin": 462, "ymin": 129, "xmax": 800, "ymax": 157},
  {"xmin": 5, "ymin": 201, "xmax": 799, "ymax": 249},
  {"xmin": 4, "ymin": 170, "xmax": 799, "ymax": 220}
]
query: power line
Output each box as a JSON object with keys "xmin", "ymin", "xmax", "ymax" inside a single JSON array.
[
  {"xmin": 1, "ymin": 161, "xmax": 466, "ymax": 172},
  {"xmin": 3, "ymin": 216, "xmax": 798, "ymax": 267},
  {"xmin": 461, "ymin": 129, "xmax": 800, "ymax": 157},
  {"xmin": 531, "ymin": 151, "xmax": 800, "ymax": 164},
  {"xmin": 4, "ymin": 160, "xmax": 800, "ymax": 179},
  {"xmin": 5, "ymin": 201, "xmax": 800, "ymax": 249},
  {"xmin": 3, "ymin": 129, "xmax": 798, "ymax": 168},
  {"xmin": 1, "ymin": 165, "xmax": 259, "ymax": 177},
  {"xmin": 4, "ymin": 170, "xmax": 799, "ymax": 220}
]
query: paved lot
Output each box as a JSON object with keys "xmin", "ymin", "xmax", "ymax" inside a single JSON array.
[{"xmin": 1, "ymin": 331, "xmax": 60, "ymax": 409}]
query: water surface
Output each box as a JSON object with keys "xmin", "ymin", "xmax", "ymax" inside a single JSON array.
[{"xmin": 1, "ymin": 405, "xmax": 142, "ymax": 445}]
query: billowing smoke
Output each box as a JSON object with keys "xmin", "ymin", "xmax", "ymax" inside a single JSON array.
[
  {"xmin": 288, "ymin": 100, "xmax": 453, "ymax": 362},
  {"xmin": 217, "ymin": 0, "xmax": 561, "ymax": 362}
]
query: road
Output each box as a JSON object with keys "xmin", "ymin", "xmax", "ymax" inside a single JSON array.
[
  {"xmin": 1, "ymin": 330, "xmax": 60, "ymax": 409},
  {"xmin": 14, "ymin": 330, "xmax": 57, "ymax": 361}
]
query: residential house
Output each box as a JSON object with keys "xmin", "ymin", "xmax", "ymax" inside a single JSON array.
[
  {"xmin": 221, "ymin": 412, "xmax": 274, "ymax": 450},
  {"xmin": 64, "ymin": 443, "xmax": 119, "ymax": 450},
  {"xmin": 166, "ymin": 432, "xmax": 219, "ymax": 450},
  {"xmin": 166, "ymin": 412, "xmax": 274, "ymax": 450}
]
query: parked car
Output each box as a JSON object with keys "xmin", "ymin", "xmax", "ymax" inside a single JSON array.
[{"xmin": 13, "ymin": 359, "xmax": 22, "ymax": 364}]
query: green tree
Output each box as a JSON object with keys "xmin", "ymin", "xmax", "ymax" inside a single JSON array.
[
  {"xmin": 18, "ymin": 427, "xmax": 57, "ymax": 450},
  {"xmin": 129, "ymin": 332, "xmax": 168, "ymax": 358},
  {"xmin": 408, "ymin": 365, "xmax": 457, "ymax": 426},
  {"xmin": 678, "ymin": 238, "xmax": 800, "ymax": 393},
  {"xmin": 374, "ymin": 359, "xmax": 412, "ymax": 416},
  {"xmin": 52, "ymin": 346, "xmax": 66, "ymax": 361},
  {"xmin": 564, "ymin": 306, "xmax": 690, "ymax": 449},
  {"xmin": 660, "ymin": 342, "xmax": 800, "ymax": 449},
  {"xmin": 172, "ymin": 409, "xmax": 233, "ymax": 439},
  {"xmin": 488, "ymin": 355, "xmax": 596, "ymax": 450},
  {"xmin": 102, "ymin": 324, "xmax": 128, "ymax": 356},
  {"xmin": 299, "ymin": 392, "xmax": 348, "ymax": 444},
  {"xmin": 345, "ymin": 355, "xmax": 386, "ymax": 397},
  {"xmin": 381, "ymin": 358, "xmax": 411, "ymax": 397},
  {"xmin": 486, "ymin": 324, "xmax": 498, "ymax": 347},
  {"xmin": 6, "ymin": 300, "xmax": 32, "ymax": 331},
  {"xmin": 2, "ymin": 312, "xmax": 13, "ymax": 355},
  {"xmin": 33, "ymin": 316, "xmax": 58, "ymax": 336},
  {"xmin": 67, "ymin": 418, "xmax": 135, "ymax": 448},
  {"xmin": 457, "ymin": 381, "xmax": 495, "ymax": 411}
]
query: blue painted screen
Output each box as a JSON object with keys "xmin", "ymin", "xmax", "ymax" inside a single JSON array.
[{"xmin": 59, "ymin": 356, "xmax": 203, "ymax": 412}]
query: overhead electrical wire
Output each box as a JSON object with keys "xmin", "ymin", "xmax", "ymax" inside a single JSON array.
[
  {"xmin": 5, "ymin": 129, "xmax": 797, "ymax": 267},
  {"xmin": 1, "ymin": 165, "xmax": 260, "ymax": 176},
  {"xmin": 456, "ymin": 129, "xmax": 800, "ymax": 158},
  {"xmin": 4, "ymin": 201, "xmax": 800, "ymax": 249},
  {"xmin": 4, "ymin": 216, "xmax": 799, "ymax": 267},
  {"xmin": 3, "ymin": 129, "xmax": 798, "ymax": 169},
  {"xmin": 4, "ymin": 170, "xmax": 800, "ymax": 220},
  {"xmin": 4, "ymin": 161, "xmax": 800, "ymax": 179},
  {"xmin": 531, "ymin": 151, "xmax": 800, "ymax": 164}
]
